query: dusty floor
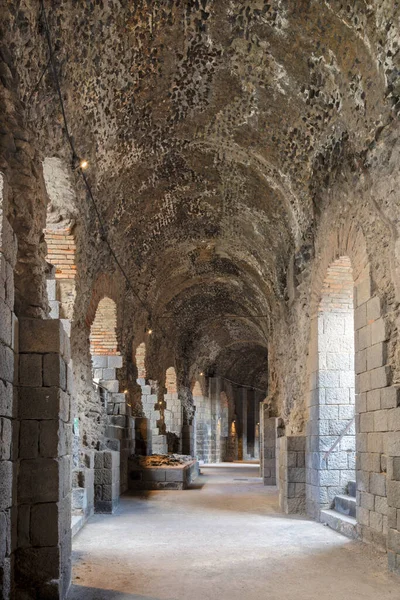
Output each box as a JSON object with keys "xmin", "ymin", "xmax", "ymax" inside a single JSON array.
[{"xmin": 69, "ymin": 464, "xmax": 399, "ymax": 600}]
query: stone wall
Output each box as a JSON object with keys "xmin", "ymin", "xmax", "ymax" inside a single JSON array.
[
  {"xmin": 0, "ymin": 191, "xmax": 17, "ymax": 599},
  {"xmin": 16, "ymin": 319, "xmax": 73, "ymax": 599},
  {"xmin": 278, "ymin": 436, "xmax": 306, "ymax": 514}
]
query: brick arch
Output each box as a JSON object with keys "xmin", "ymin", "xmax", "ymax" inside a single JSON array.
[
  {"xmin": 89, "ymin": 297, "xmax": 119, "ymax": 356},
  {"xmin": 310, "ymin": 220, "xmax": 370, "ymax": 319},
  {"xmin": 305, "ymin": 220, "xmax": 399, "ymax": 563},
  {"xmin": 85, "ymin": 273, "xmax": 120, "ymax": 328}
]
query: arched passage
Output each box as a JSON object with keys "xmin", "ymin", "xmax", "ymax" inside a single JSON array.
[
  {"xmin": 89, "ymin": 296, "xmax": 121, "ymax": 390},
  {"xmin": 307, "ymin": 256, "xmax": 356, "ymax": 522},
  {"xmin": 43, "ymin": 157, "xmax": 77, "ymax": 321}
]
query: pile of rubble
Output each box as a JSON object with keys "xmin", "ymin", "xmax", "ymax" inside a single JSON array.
[{"xmin": 130, "ymin": 454, "xmax": 193, "ymax": 467}]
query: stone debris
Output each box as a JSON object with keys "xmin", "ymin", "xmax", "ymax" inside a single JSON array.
[{"xmin": 130, "ymin": 454, "xmax": 194, "ymax": 467}]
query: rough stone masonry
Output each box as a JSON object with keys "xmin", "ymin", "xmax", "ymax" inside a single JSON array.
[{"xmin": 0, "ymin": 1, "xmax": 400, "ymax": 598}]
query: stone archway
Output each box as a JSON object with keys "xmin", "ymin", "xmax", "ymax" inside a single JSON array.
[{"xmin": 306, "ymin": 222, "xmax": 394, "ymax": 555}]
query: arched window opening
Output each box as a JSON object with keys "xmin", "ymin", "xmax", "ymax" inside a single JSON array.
[
  {"xmin": 43, "ymin": 158, "xmax": 77, "ymax": 320},
  {"xmin": 90, "ymin": 297, "xmax": 119, "ymax": 358},
  {"xmin": 89, "ymin": 297, "xmax": 121, "ymax": 392}
]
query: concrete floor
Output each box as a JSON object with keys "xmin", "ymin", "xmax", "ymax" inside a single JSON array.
[{"xmin": 69, "ymin": 464, "xmax": 399, "ymax": 600}]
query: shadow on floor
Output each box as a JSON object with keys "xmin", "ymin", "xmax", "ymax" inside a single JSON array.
[{"xmin": 69, "ymin": 584, "xmax": 161, "ymax": 599}]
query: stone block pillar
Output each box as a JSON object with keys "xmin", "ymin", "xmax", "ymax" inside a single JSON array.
[
  {"xmin": 278, "ymin": 436, "xmax": 306, "ymax": 514},
  {"xmin": 263, "ymin": 417, "xmax": 278, "ymax": 485},
  {"xmin": 15, "ymin": 318, "xmax": 72, "ymax": 599},
  {"xmin": 94, "ymin": 450, "xmax": 120, "ymax": 513},
  {"xmin": 0, "ymin": 211, "xmax": 17, "ymax": 600}
]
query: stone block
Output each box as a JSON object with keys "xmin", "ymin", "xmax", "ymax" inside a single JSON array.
[
  {"xmin": 101, "ymin": 369, "xmax": 116, "ymax": 381},
  {"xmin": 355, "ymin": 304, "xmax": 367, "ymax": 330},
  {"xmin": 0, "ymin": 300, "xmax": 12, "ymax": 346},
  {"xmin": 15, "ymin": 546, "xmax": 61, "ymax": 586},
  {"xmin": 0, "ymin": 344, "xmax": 14, "ymax": 383},
  {"xmin": 371, "ymin": 318, "xmax": 388, "ymax": 345},
  {"xmin": 367, "ymin": 432, "xmax": 384, "ymax": 454},
  {"xmin": 357, "ymin": 506, "xmax": 370, "ymax": 526},
  {"xmin": 101, "ymin": 380, "xmax": 119, "ymax": 393},
  {"xmin": 392, "ymin": 457, "xmax": 400, "ymax": 481},
  {"xmin": 94, "ymin": 469, "xmax": 112, "ymax": 485},
  {"xmin": 19, "ymin": 387, "xmax": 68, "ymax": 421},
  {"xmin": 19, "ymin": 354, "xmax": 42, "ymax": 387},
  {"xmin": 381, "ymin": 387, "xmax": 400, "ymax": 410},
  {"xmin": 318, "ymin": 371, "xmax": 340, "ymax": 389},
  {"xmin": 366, "ymin": 389, "xmax": 381, "ymax": 412},
  {"xmin": 356, "ymin": 279, "xmax": 371, "ymax": 308},
  {"xmin": 39, "ymin": 420, "xmax": 61, "ymax": 457},
  {"xmin": 108, "ymin": 355, "xmax": 123, "ymax": 368},
  {"xmin": 356, "ymin": 392, "xmax": 367, "ymax": 414},
  {"xmin": 369, "ymin": 510, "xmax": 383, "ymax": 532},
  {"xmin": 18, "ymin": 458, "xmax": 60, "ymax": 504},
  {"xmin": 388, "ymin": 480, "xmax": 400, "ymax": 509},
  {"xmin": 0, "ymin": 379, "xmax": 13, "ymax": 418},
  {"xmin": 367, "ymin": 343, "xmax": 387, "ymax": 371},
  {"xmin": 357, "ymin": 325, "xmax": 371, "ymax": 351},
  {"xmin": 103, "ymin": 451, "xmax": 119, "ymax": 469},
  {"xmin": 360, "ymin": 491, "xmax": 375, "ymax": 510},
  {"xmin": 366, "ymin": 296, "xmax": 381, "ymax": 321},
  {"xmin": 388, "ymin": 408, "xmax": 400, "ymax": 432},
  {"xmin": 0, "ymin": 417, "xmax": 11, "ymax": 461},
  {"xmin": 374, "ymin": 410, "xmax": 388, "ymax": 432},
  {"xmin": 370, "ymin": 366, "xmax": 390, "ymax": 391},
  {"xmin": 19, "ymin": 420, "xmax": 39, "ymax": 459},
  {"xmin": 388, "ymin": 528, "xmax": 400, "ymax": 554},
  {"xmin": 17, "ymin": 504, "xmax": 30, "ymax": 549},
  {"xmin": 375, "ymin": 495, "xmax": 388, "ymax": 516},
  {"xmin": 30, "ymin": 503, "xmax": 58, "ymax": 547},
  {"xmin": 360, "ymin": 412, "xmax": 374, "ymax": 433},
  {"xmin": 355, "ymin": 350, "xmax": 367, "ymax": 375},
  {"xmin": 360, "ymin": 452, "xmax": 381, "ymax": 473},
  {"xmin": 92, "ymin": 355, "xmax": 107, "ymax": 368},
  {"xmin": 19, "ymin": 319, "xmax": 64, "ymax": 354},
  {"xmin": 43, "ymin": 353, "xmax": 67, "ymax": 390},
  {"xmin": 370, "ymin": 472, "xmax": 386, "ymax": 497}
]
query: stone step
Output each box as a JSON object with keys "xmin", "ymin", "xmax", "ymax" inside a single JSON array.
[
  {"xmin": 320, "ymin": 509, "xmax": 357, "ymax": 540},
  {"xmin": 348, "ymin": 480, "xmax": 356, "ymax": 498},
  {"xmin": 335, "ymin": 493, "xmax": 356, "ymax": 518}
]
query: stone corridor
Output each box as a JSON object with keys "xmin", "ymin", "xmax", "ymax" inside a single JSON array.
[
  {"xmin": 69, "ymin": 464, "xmax": 398, "ymax": 600},
  {"xmin": 2, "ymin": 1, "xmax": 400, "ymax": 598}
]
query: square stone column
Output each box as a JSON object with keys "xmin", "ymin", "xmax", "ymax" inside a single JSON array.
[
  {"xmin": 263, "ymin": 416, "xmax": 278, "ymax": 485},
  {"xmin": 0, "ymin": 208, "xmax": 17, "ymax": 599},
  {"xmin": 15, "ymin": 319, "xmax": 72, "ymax": 599},
  {"xmin": 278, "ymin": 436, "xmax": 306, "ymax": 514}
]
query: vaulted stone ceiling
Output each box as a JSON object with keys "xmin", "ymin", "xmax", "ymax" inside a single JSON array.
[{"xmin": 6, "ymin": 0, "xmax": 398, "ymax": 389}]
